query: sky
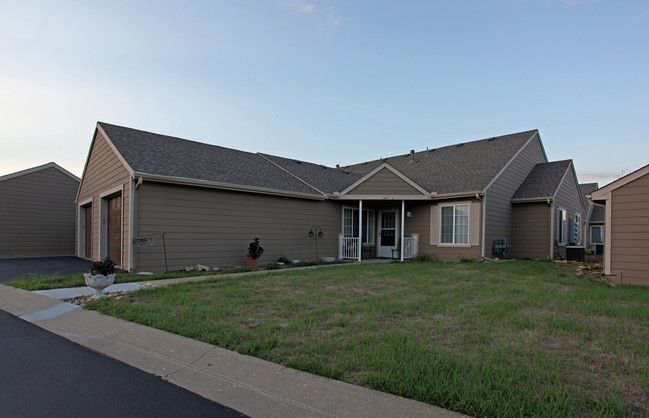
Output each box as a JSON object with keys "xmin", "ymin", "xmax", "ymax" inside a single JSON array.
[{"xmin": 1, "ymin": 0, "xmax": 648, "ymax": 187}]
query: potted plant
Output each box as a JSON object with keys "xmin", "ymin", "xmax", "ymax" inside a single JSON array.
[
  {"xmin": 84, "ymin": 256, "xmax": 116, "ymax": 299},
  {"xmin": 246, "ymin": 237, "xmax": 264, "ymax": 266}
]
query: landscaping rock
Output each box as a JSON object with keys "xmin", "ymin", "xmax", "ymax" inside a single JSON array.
[{"xmin": 194, "ymin": 264, "xmax": 209, "ymax": 272}]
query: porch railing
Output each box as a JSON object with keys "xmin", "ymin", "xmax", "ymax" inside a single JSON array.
[{"xmin": 339, "ymin": 235, "xmax": 360, "ymax": 259}]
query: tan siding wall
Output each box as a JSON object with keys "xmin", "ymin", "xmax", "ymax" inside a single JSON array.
[
  {"xmin": 511, "ymin": 203, "xmax": 550, "ymax": 259},
  {"xmin": 610, "ymin": 173, "xmax": 649, "ymax": 285},
  {"xmin": 77, "ymin": 131, "xmax": 132, "ymax": 267},
  {"xmin": 484, "ymin": 136, "xmax": 546, "ymax": 257},
  {"xmin": 0, "ymin": 167, "xmax": 79, "ymax": 257},
  {"xmin": 348, "ymin": 168, "xmax": 423, "ymax": 196},
  {"xmin": 405, "ymin": 199, "xmax": 482, "ymax": 262},
  {"xmin": 133, "ymin": 182, "xmax": 342, "ymax": 272}
]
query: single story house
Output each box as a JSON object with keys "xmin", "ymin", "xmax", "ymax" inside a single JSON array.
[
  {"xmin": 0, "ymin": 162, "xmax": 80, "ymax": 258},
  {"xmin": 76, "ymin": 122, "xmax": 584, "ymax": 272},
  {"xmin": 510, "ymin": 160, "xmax": 584, "ymax": 260},
  {"xmin": 589, "ymin": 164, "xmax": 649, "ymax": 286},
  {"xmin": 579, "ymin": 183, "xmax": 605, "ymax": 254}
]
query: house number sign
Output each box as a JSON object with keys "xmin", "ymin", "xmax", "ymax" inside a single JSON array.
[{"xmin": 132, "ymin": 237, "xmax": 154, "ymax": 247}]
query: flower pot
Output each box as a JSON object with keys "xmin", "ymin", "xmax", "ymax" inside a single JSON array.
[
  {"xmin": 246, "ymin": 256, "xmax": 259, "ymax": 267},
  {"xmin": 84, "ymin": 273, "xmax": 116, "ymax": 299}
]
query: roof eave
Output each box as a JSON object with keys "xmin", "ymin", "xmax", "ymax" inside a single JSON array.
[
  {"xmin": 511, "ymin": 196, "xmax": 553, "ymax": 204},
  {"xmin": 432, "ymin": 190, "xmax": 483, "ymax": 200},
  {"xmin": 133, "ymin": 172, "xmax": 326, "ymax": 201}
]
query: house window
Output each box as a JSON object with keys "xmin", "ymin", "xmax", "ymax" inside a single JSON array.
[
  {"xmin": 557, "ymin": 208, "xmax": 567, "ymax": 245},
  {"xmin": 343, "ymin": 207, "xmax": 375, "ymax": 244},
  {"xmin": 591, "ymin": 226, "xmax": 604, "ymax": 244},
  {"xmin": 440, "ymin": 204, "xmax": 469, "ymax": 245}
]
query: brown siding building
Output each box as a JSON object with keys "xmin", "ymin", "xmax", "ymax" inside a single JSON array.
[
  {"xmin": 77, "ymin": 122, "xmax": 583, "ymax": 272},
  {"xmin": 590, "ymin": 164, "xmax": 649, "ymax": 286},
  {"xmin": 0, "ymin": 163, "xmax": 80, "ymax": 258}
]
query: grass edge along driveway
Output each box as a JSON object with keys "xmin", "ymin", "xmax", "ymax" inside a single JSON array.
[{"xmin": 85, "ymin": 261, "xmax": 649, "ymax": 417}]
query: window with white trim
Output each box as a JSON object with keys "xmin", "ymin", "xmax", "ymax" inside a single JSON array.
[
  {"xmin": 342, "ymin": 207, "xmax": 375, "ymax": 244},
  {"xmin": 557, "ymin": 208, "xmax": 567, "ymax": 245},
  {"xmin": 440, "ymin": 204, "xmax": 469, "ymax": 245},
  {"xmin": 591, "ymin": 225, "xmax": 603, "ymax": 244}
]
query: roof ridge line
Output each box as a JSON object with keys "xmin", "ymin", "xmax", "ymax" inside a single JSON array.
[{"xmin": 257, "ymin": 153, "xmax": 327, "ymax": 196}]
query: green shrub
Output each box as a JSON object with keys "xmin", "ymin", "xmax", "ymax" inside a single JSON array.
[
  {"xmin": 410, "ymin": 253, "xmax": 438, "ymax": 262},
  {"xmin": 278, "ymin": 252, "xmax": 291, "ymax": 265}
]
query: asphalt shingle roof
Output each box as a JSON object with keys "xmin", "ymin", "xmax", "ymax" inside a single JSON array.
[
  {"xmin": 98, "ymin": 123, "xmax": 323, "ymax": 196},
  {"xmin": 259, "ymin": 154, "xmax": 363, "ymax": 194},
  {"xmin": 343, "ymin": 130, "xmax": 540, "ymax": 194},
  {"xmin": 512, "ymin": 160, "xmax": 572, "ymax": 200},
  {"xmin": 579, "ymin": 183, "xmax": 599, "ymax": 211},
  {"xmin": 97, "ymin": 123, "xmax": 542, "ymax": 197}
]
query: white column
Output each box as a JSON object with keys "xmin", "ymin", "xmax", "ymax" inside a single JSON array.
[
  {"xmin": 358, "ymin": 200, "xmax": 363, "ymax": 261},
  {"xmin": 400, "ymin": 200, "xmax": 405, "ymax": 261}
]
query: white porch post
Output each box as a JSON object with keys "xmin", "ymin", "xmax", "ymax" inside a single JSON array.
[
  {"xmin": 358, "ymin": 200, "xmax": 363, "ymax": 261},
  {"xmin": 400, "ymin": 200, "xmax": 405, "ymax": 261}
]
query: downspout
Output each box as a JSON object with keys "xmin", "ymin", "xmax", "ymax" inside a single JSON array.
[
  {"xmin": 358, "ymin": 200, "xmax": 363, "ymax": 262},
  {"xmin": 400, "ymin": 200, "xmax": 405, "ymax": 261},
  {"xmin": 476, "ymin": 192, "xmax": 485, "ymax": 258},
  {"xmin": 548, "ymin": 198, "xmax": 554, "ymax": 259},
  {"xmin": 129, "ymin": 177, "xmax": 140, "ymax": 271}
]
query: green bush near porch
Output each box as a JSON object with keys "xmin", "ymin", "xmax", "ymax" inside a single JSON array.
[{"xmin": 85, "ymin": 261, "xmax": 649, "ymax": 417}]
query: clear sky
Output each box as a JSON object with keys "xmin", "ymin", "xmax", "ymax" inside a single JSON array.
[{"xmin": 1, "ymin": 0, "xmax": 647, "ymax": 187}]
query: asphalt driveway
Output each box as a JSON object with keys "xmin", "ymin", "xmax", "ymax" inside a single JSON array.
[
  {"xmin": 0, "ymin": 257, "xmax": 93, "ymax": 283},
  {"xmin": 0, "ymin": 309, "xmax": 246, "ymax": 417}
]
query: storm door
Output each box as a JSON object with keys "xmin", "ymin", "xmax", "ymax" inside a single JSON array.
[
  {"xmin": 84, "ymin": 204, "xmax": 92, "ymax": 259},
  {"xmin": 377, "ymin": 210, "xmax": 398, "ymax": 258},
  {"xmin": 107, "ymin": 195, "xmax": 122, "ymax": 266}
]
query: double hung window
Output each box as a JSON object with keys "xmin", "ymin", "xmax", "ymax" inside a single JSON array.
[
  {"xmin": 557, "ymin": 208, "xmax": 567, "ymax": 245},
  {"xmin": 591, "ymin": 226, "xmax": 604, "ymax": 244},
  {"xmin": 440, "ymin": 204, "xmax": 469, "ymax": 245},
  {"xmin": 343, "ymin": 208, "xmax": 375, "ymax": 244}
]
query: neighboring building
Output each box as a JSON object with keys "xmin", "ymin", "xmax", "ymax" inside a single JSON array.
[
  {"xmin": 0, "ymin": 163, "xmax": 80, "ymax": 258},
  {"xmin": 579, "ymin": 183, "xmax": 605, "ymax": 254},
  {"xmin": 510, "ymin": 160, "xmax": 584, "ymax": 260},
  {"xmin": 76, "ymin": 122, "xmax": 584, "ymax": 272},
  {"xmin": 590, "ymin": 164, "xmax": 649, "ymax": 286}
]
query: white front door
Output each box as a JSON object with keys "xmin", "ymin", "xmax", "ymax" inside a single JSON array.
[{"xmin": 377, "ymin": 210, "xmax": 399, "ymax": 258}]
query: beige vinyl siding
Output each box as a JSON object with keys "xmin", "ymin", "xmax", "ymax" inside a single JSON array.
[
  {"xmin": 511, "ymin": 203, "xmax": 550, "ymax": 259},
  {"xmin": 133, "ymin": 182, "xmax": 341, "ymax": 272},
  {"xmin": 484, "ymin": 135, "xmax": 546, "ymax": 257},
  {"xmin": 609, "ymin": 173, "xmax": 649, "ymax": 285},
  {"xmin": 0, "ymin": 167, "xmax": 79, "ymax": 257},
  {"xmin": 348, "ymin": 168, "xmax": 423, "ymax": 196},
  {"xmin": 404, "ymin": 199, "xmax": 482, "ymax": 262},
  {"xmin": 76, "ymin": 131, "xmax": 132, "ymax": 267}
]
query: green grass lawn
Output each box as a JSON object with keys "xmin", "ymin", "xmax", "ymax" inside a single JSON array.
[{"xmin": 84, "ymin": 261, "xmax": 648, "ymax": 417}]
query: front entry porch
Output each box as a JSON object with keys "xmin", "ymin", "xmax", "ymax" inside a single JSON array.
[{"xmin": 337, "ymin": 200, "xmax": 419, "ymax": 262}]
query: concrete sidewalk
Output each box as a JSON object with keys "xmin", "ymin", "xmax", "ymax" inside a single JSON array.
[{"xmin": 0, "ymin": 282, "xmax": 464, "ymax": 418}]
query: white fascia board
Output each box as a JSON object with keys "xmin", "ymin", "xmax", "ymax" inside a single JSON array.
[
  {"xmin": 591, "ymin": 163, "xmax": 649, "ymax": 200},
  {"xmin": 334, "ymin": 194, "xmax": 432, "ymax": 201}
]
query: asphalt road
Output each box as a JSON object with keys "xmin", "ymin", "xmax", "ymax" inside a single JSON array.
[
  {"xmin": 0, "ymin": 309, "xmax": 247, "ymax": 417},
  {"xmin": 0, "ymin": 257, "xmax": 93, "ymax": 283}
]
